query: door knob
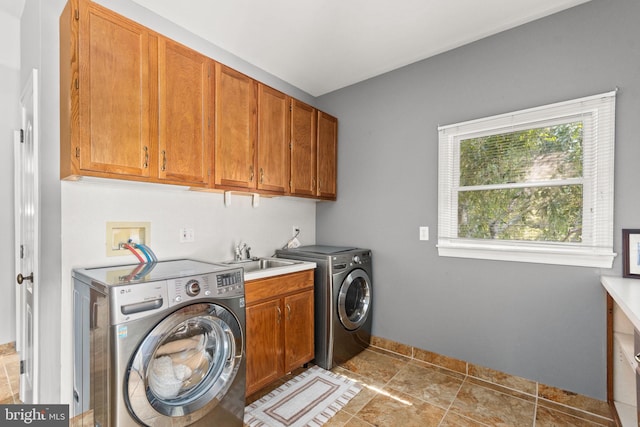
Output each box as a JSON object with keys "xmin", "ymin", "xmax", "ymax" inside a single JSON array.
[{"xmin": 16, "ymin": 273, "xmax": 33, "ymax": 285}]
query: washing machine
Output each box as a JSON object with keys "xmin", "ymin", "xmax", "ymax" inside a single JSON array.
[
  {"xmin": 73, "ymin": 259, "xmax": 246, "ymax": 427},
  {"xmin": 276, "ymin": 245, "xmax": 373, "ymax": 370}
]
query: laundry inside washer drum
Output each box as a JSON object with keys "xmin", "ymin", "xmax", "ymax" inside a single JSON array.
[{"xmin": 147, "ymin": 317, "xmax": 231, "ymax": 402}]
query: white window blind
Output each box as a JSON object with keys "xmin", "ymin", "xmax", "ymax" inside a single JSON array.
[{"xmin": 437, "ymin": 91, "xmax": 616, "ymax": 267}]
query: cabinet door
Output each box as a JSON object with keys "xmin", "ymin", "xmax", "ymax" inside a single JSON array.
[
  {"xmin": 317, "ymin": 111, "xmax": 338, "ymax": 200},
  {"xmin": 77, "ymin": 0, "xmax": 152, "ymax": 177},
  {"xmin": 246, "ymin": 299, "xmax": 283, "ymax": 396},
  {"xmin": 214, "ymin": 63, "xmax": 257, "ymax": 190},
  {"xmin": 290, "ymin": 99, "xmax": 317, "ymax": 197},
  {"xmin": 257, "ymin": 85, "xmax": 290, "ymax": 194},
  {"xmin": 284, "ymin": 289, "xmax": 315, "ymax": 373},
  {"xmin": 158, "ymin": 38, "xmax": 212, "ymax": 186}
]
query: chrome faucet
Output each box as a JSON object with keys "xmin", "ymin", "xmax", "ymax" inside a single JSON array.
[
  {"xmin": 234, "ymin": 243, "xmax": 251, "ymax": 261},
  {"xmin": 234, "ymin": 243, "xmax": 245, "ymax": 261}
]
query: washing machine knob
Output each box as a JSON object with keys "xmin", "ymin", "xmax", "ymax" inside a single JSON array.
[
  {"xmin": 352, "ymin": 255, "xmax": 361, "ymax": 264},
  {"xmin": 186, "ymin": 280, "xmax": 201, "ymax": 297}
]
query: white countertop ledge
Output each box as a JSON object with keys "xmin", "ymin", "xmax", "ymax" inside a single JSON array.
[
  {"xmin": 243, "ymin": 260, "xmax": 316, "ymax": 282},
  {"xmin": 601, "ymin": 275, "xmax": 640, "ymax": 331}
]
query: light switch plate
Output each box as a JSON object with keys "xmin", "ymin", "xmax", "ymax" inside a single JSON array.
[{"xmin": 419, "ymin": 226, "xmax": 429, "ymax": 241}]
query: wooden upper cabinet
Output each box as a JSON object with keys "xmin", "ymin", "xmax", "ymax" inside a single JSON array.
[
  {"xmin": 290, "ymin": 99, "xmax": 317, "ymax": 197},
  {"xmin": 257, "ymin": 85, "xmax": 290, "ymax": 195},
  {"xmin": 60, "ymin": 0, "xmax": 337, "ymax": 198},
  {"xmin": 157, "ymin": 37, "xmax": 212, "ymax": 186},
  {"xmin": 74, "ymin": 0, "xmax": 153, "ymax": 178},
  {"xmin": 317, "ymin": 111, "xmax": 338, "ymax": 200},
  {"xmin": 214, "ymin": 63, "xmax": 257, "ymax": 190}
]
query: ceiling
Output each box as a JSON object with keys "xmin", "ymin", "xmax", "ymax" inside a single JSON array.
[
  {"xmin": 1, "ymin": 0, "xmax": 591, "ymax": 96},
  {"xmin": 0, "ymin": 1, "xmax": 24, "ymax": 19},
  {"xmin": 129, "ymin": 0, "xmax": 591, "ymax": 96}
]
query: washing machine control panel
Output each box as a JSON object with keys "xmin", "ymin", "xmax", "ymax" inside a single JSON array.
[{"xmin": 167, "ymin": 270, "xmax": 244, "ymax": 305}]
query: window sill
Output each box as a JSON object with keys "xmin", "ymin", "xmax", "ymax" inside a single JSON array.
[{"xmin": 437, "ymin": 239, "xmax": 616, "ymax": 268}]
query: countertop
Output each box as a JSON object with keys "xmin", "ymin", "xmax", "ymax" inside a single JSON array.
[
  {"xmin": 601, "ymin": 276, "xmax": 640, "ymax": 331},
  {"xmin": 243, "ymin": 259, "xmax": 316, "ymax": 282}
]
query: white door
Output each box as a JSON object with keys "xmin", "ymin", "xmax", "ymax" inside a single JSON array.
[{"xmin": 14, "ymin": 68, "xmax": 40, "ymax": 404}]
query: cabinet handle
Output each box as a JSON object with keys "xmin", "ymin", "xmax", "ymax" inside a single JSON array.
[
  {"xmin": 635, "ymin": 353, "xmax": 640, "ymax": 364},
  {"xmin": 260, "ymin": 167, "xmax": 264, "ymax": 184},
  {"xmin": 286, "ymin": 304, "xmax": 291, "ymax": 321},
  {"xmin": 276, "ymin": 306, "xmax": 282, "ymax": 324},
  {"xmin": 249, "ymin": 165, "xmax": 254, "ymax": 182},
  {"xmin": 143, "ymin": 146, "xmax": 148, "ymax": 168},
  {"xmin": 161, "ymin": 150, "xmax": 167, "ymax": 172}
]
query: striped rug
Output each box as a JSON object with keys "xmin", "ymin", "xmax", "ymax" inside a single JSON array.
[{"xmin": 244, "ymin": 366, "xmax": 362, "ymax": 427}]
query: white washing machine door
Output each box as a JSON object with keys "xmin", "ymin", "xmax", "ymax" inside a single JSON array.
[
  {"xmin": 126, "ymin": 302, "xmax": 243, "ymax": 426},
  {"xmin": 337, "ymin": 269, "xmax": 372, "ymax": 331}
]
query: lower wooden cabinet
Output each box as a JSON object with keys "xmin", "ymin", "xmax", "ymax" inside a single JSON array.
[{"xmin": 245, "ymin": 270, "xmax": 314, "ymax": 396}]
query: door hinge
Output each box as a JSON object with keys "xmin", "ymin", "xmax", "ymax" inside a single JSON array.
[
  {"xmin": 75, "ymin": 147, "xmax": 80, "ymax": 158},
  {"xmin": 20, "ymin": 129, "xmax": 24, "ymax": 143},
  {"xmin": 20, "ymin": 245, "xmax": 24, "ymax": 260},
  {"xmin": 20, "ymin": 360, "xmax": 24, "ymax": 374}
]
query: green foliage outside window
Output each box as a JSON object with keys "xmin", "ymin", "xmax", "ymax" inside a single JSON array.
[{"xmin": 458, "ymin": 122, "xmax": 583, "ymax": 242}]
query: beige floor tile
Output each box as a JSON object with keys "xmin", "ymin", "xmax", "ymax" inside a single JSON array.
[
  {"xmin": 323, "ymin": 410, "xmax": 356, "ymax": 426},
  {"xmin": 4, "ymin": 354, "xmax": 20, "ymax": 395},
  {"xmin": 468, "ymin": 363, "xmax": 537, "ymax": 395},
  {"xmin": 340, "ymin": 386, "xmax": 378, "ymax": 416},
  {"xmin": 448, "ymin": 381, "xmax": 536, "ymax": 427},
  {"xmin": 355, "ymin": 389, "xmax": 446, "ymax": 427},
  {"xmin": 332, "ymin": 365, "xmax": 389, "ymax": 390},
  {"xmin": 538, "ymin": 383, "xmax": 612, "ymax": 419},
  {"xmin": 387, "ymin": 362, "xmax": 464, "ymax": 409},
  {"xmin": 343, "ymin": 415, "xmax": 375, "ymax": 427},
  {"xmin": 536, "ymin": 405, "xmax": 615, "ymax": 427},
  {"xmin": 338, "ymin": 349, "xmax": 406, "ymax": 385},
  {"xmin": 535, "ymin": 405, "xmax": 612, "ymax": 426},
  {"xmin": 0, "ymin": 372, "xmax": 12, "ymax": 402},
  {"xmin": 440, "ymin": 411, "xmax": 491, "ymax": 426}
]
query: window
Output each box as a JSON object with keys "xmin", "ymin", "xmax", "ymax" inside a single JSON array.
[{"xmin": 438, "ymin": 92, "xmax": 616, "ymax": 268}]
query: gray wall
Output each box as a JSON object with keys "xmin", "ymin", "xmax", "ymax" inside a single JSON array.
[{"xmin": 316, "ymin": 0, "xmax": 640, "ymax": 400}]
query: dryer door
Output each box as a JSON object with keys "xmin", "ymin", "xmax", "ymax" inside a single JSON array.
[
  {"xmin": 337, "ymin": 269, "xmax": 372, "ymax": 331},
  {"xmin": 126, "ymin": 302, "xmax": 243, "ymax": 425}
]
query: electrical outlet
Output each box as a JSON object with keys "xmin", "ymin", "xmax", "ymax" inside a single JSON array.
[
  {"xmin": 292, "ymin": 226, "xmax": 300, "ymax": 237},
  {"xmin": 180, "ymin": 228, "xmax": 195, "ymax": 243}
]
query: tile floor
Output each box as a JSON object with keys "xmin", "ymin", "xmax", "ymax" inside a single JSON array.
[
  {"xmin": 0, "ymin": 344, "xmax": 616, "ymax": 426},
  {"xmin": 248, "ymin": 346, "xmax": 616, "ymax": 426},
  {"xmin": 0, "ymin": 348, "xmax": 20, "ymax": 404}
]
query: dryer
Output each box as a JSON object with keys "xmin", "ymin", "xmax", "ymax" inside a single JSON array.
[
  {"xmin": 276, "ymin": 246, "xmax": 373, "ymax": 370},
  {"xmin": 73, "ymin": 259, "xmax": 246, "ymax": 427}
]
